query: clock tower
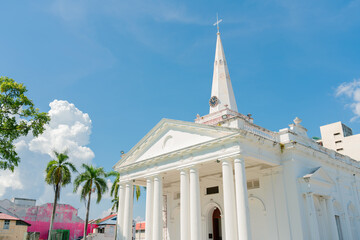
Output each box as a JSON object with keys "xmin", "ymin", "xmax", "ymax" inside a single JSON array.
[{"xmin": 196, "ymin": 23, "xmax": 251, "ymax": 127}]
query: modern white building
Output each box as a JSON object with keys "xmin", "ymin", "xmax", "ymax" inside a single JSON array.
[
  {"xmin": 320, "ymin": 122, "xmax": 360, "ymax": 161},
  {"xmin": 114, "ymin": 28, "xmax": 360, "ymax": 240}
]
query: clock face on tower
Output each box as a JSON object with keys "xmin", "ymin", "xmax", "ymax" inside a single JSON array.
[{"xmin": 209, "ymin": 96, "xmax": 219, "ymax": 107}]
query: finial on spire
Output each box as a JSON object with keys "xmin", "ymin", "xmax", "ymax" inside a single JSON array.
[{"xmin": 213, "ymin": 13, "xmax": 223, "ymax": 35}]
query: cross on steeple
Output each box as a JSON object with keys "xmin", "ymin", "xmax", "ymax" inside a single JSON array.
[
  {"xmin": 213, "ymin": 13, "xmax": 223, "ymax": 34},
  {"xmin": 210, "ymin": 16, "xmax": 238, "ymax": 114}
]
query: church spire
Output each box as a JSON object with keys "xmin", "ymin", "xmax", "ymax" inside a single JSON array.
[{"xmin": 209, "ymin": 21, "xmax": 238, "ymax": 114}]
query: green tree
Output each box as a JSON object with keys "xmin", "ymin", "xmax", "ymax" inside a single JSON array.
[
  {"xmin": 111, "ymin": 196, "xmax": 119, "ymax": 212},
  {"xmin": 73, "ymin": 164, "xmax": 108, "ymax": 240},
  {"xmin": 45, "ymin": 151, "xmax": 77, "ymax": 240},
  {"xmin": 0, "ymin": 76, "xmax": 50, "ymax": 171},
  {"xmin": 108, "ymin": 171, "xmax": 141, "ymax": 211}
]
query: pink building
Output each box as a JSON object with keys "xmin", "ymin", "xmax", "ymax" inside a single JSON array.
[
  {"xmin": 0, "ymin": 199, "xmax": 96, "ymax": 240},
  {"xmin": 25, "ymin": 203, "xmax": 97, "ymax": 240}
]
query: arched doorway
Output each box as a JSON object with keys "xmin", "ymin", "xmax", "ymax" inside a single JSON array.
[{"xmin": 212, "ymin": 208, "xmax": 222, "ymax": 240}]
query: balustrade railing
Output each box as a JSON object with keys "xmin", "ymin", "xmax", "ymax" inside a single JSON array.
[{"xmin": 242, "ymin": 122, "xmax": 277, "ymax": 142}]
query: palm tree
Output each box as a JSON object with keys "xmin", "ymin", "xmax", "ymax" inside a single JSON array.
[
  {"xmin": 111, "ymin": 196, "xmax": 119, "ymax": 212},
  {"xmin": 109, "ymin": 171, "xmax": 141, "ymax": 204},
  {"xmin": 73, "ymin": 164, "xmax": 108, "ymax": 240},
  {"xmin": 45, "ymin": 151, "xmax": 77, "ymax": 240}
]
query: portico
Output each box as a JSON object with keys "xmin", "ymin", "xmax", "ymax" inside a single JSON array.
[{"xmin": 114, "ymin": 116, "xmax": 282, "ymax": 240}]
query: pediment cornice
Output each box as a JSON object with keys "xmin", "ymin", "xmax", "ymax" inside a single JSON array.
[
  {"xmin": 115, "ymin": 132, "xmax": 242, "ymax": 173},
  {"xmin": 113, "ymin": 118, "xmax": 239, "ymax": 170}
]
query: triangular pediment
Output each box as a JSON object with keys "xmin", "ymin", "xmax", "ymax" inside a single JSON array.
[
  {"xmin": 303, "ymin": 167, "xmax": 335, "ymax": 186},
  {"xmin": 115, "ymin": 119, "xmax": 238, "ymax": 168}
]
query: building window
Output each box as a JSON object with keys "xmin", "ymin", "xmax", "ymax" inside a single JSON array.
[
  {"xmin": 247, "ymin": 179, "xmax": 260, "ymax": 189},
  {"xmin": 336, "ymin": 148, "xmax": 344, "ymax": 151},
  {"xmin": 335, "ymin": 140, "xmax": 342, "ymax": 144},
  {"xmin": 3, "ymin": 220, "xmax": 10, "ymax": 229},
  {"xmin": 206, "ymin": 186, "xmax": 219, "ymax": 195},
  {"xmin": 334, "ymin": 133, "xmax": 341, "ymax": 136},
  {"xmin": 342, "ymin": 124, "xmax": 353, "ymax": 137}
]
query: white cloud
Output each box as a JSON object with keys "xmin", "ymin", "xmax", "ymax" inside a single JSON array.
[
  {"xmin": 0, "ymin": 170, "xmax": 23, "ymax": 197},
  {"xmin": 28, "ymin": 100, "xmax": 94, "ymax": 166},
  {"xmin": 46, "ymin": 0, "xmax": 205, "ymax": 53},
  {"xmin": 134, "ymin": 216, "xmax": 144, "ymax": 222},
  {"xmin": 49, "ymin": 0, "xmax": 203, "ymax": 25},
  {"xmin": 336, "ymin": 79, "xmax": 360, "ymax": 122},
  {"xmin": 100, "ymin": 207, "xmax": 113, "ymax": 219},
  {"xmin": 0, "ymin": 100, "xmax": 111, "ymax": 219}
]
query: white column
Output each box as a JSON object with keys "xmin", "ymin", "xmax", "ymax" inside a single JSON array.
[
  {"xmin": 189, "ymin": 167, "xmax": 201, "ymax": 240},
  {"xmin": 152, "ymin": 175, "xmax": 163, "ymax": 240},
  {"xmin": 123, "ymin": 181, "xmax": 133, "ymax": 240},
  {"xmin": 145, "ymin": 178, "xmax": 154, "ymax": 240},
  {"xmin": 222, "ymin": 160, "xmax": 239, "ymax": 240},
  {"xmin": 326, "ymin": 198, "xmax": 340, "ymax": 240},
  {"xmin": 117, "ymin": 184, "xmax": 125, "ymax": 240},
  {"xmin": 180, "ymin": 169, "xmax": 190, "ymax": 240},
  {"xmin": 234, "ymin": 158, "xmax": 251, "ymax": 240},
  {"xmin": 305, "ymin": 193, "xmax": 320, "ymax": 240}
]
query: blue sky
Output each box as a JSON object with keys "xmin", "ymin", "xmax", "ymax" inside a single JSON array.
[{"xmin": 1, "ymin": 0, "xmax": 360, "ymax": 220}]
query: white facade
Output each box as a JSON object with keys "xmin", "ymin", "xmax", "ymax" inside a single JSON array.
[
  {"xmin": 114, "ymin": 31, "xmax": 360, "ymax": 240},
  {"xmin": 320, "ymin": 121, "xmax": 360, "ymax": 161}
]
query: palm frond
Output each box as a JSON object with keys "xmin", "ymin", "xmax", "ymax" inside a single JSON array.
[
  {"xmin": 73, "ymin": 164, "xmax": 109, "ymax": 205},
  {"xmin": 135, "ymin": 185, "xmax": 141, "ymax": 201},
  {"xmin": 64, "ymin": 162, "xmax": 77, "ymax": 173},
  {"xmin": 111, "ymin": 197, "xmax": 119, "ymax": 211}
]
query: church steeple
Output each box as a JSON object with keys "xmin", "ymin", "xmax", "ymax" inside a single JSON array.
[
  {"xmin": 195, "ymin": 18, "xmax": 245, "ymax": 127},
  {"xmin": 209, "ymin": 30, "xmax": 238, "ymax": 114}
]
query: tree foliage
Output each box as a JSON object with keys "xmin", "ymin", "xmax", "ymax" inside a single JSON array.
[
  {"xmin": 45, "ymin": 151, "xmax": 77, "ymax": 240},
  {"xmin": 0, "ymin": 76, "xmax": 50, "ymax": 171},
  {"xmin": 45, "ymin": 151, "xmax": 77, "ymax": 197},
  {"xmin": 108, "ymin": 171, "xmax": 141, "ymax": 212},
  {"xmin": 73, "ymin": 164, "xmax": 109, "ymax": 240}
]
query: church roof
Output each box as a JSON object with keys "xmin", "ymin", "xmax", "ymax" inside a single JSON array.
[
  {"xmin": 0, "ymin": 213, "xmax": 31, "ymax": 226},
  {"xmin": 97, "ymin": 213, "xmax": 117, "ymax": 225},
  {"xmin": 210, "ymin": 32, "xmax": 238, "ymax": 114}
]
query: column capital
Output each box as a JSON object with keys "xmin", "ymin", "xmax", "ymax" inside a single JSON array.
[
  {"xmin": 119, "ymin": 179, "xmax": 133, "ymax": 185},
  {"xmin": 222, "ymin": 159, "xmax": 234, "ymax": 169},
  {"xmin": 218, "ymin": 154, "xmax": 245, "ymax": 164},
  {"xmin": 189, "ymin": 166, "xmax": 199, "ymax": 173},
  {"xmin": 221, "ymin": 158, "xmax": 233, "ymax": 164},
  {"xmin": 179, "ymin": 168, "xmax": 189, "ymax": 175},
  {"xmin": 146, "ymin": 177, "xmax": 154, "ymax": 183},
  {"xmin": 177, "ymin": 166, "xmax": 190, "ymax": 172},
  {"xmin": 144, "ymin": 173, "xmax": 163, "ymax": 179},
  {"xmin": 234, "ymin": 157, "xmax": 245, "ymax": 163}
]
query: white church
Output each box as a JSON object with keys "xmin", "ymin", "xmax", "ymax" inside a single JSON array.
[{"xmin": 114, "ymin": 25, "xmax": 360, "ymax": 240}]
